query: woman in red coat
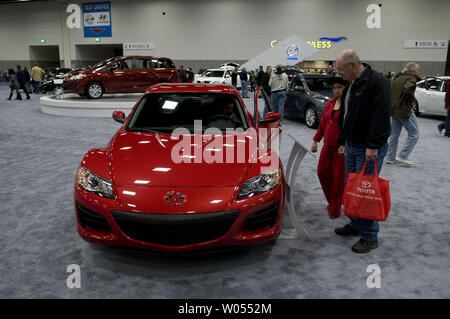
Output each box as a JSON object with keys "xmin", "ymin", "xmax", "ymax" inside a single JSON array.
[{"xmin": 311, "ymin": 77, "xmax": 347, "ymax": 218}]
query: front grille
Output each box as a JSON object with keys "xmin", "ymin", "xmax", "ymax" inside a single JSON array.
[
  {"xmin": 243, "ymin": 203, "xmax": 279, "ymax": 231},
  {"xmin": 77, "ymin": 203, "xmax": 110, "ymax": 231},
  {"xmin": 111, "ymin": 210, "xmax": 239, "ymax": 246}
]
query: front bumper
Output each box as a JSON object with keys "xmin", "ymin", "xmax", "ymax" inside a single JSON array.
[{"xmin": 74, "ymin": 184, "xmax": 284, "ymax": 252}]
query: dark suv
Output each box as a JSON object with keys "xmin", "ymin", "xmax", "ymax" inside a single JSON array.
[
  {"xmin": 285, "ymin": 74, "xmax": 333, "ymax": 128},
  {"xmin": 63, "ymin": 56, "xmax": 178, "ymax": 99}
]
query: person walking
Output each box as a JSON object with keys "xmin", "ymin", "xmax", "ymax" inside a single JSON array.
[
  {"xmin": 231, "ymin": 68, "xmax": 238, "ymax": 89},
  {"xmin": 23, "ymin": 66, "xmax": 32, "ymax": 93},
  {"xmin": 7, "ymin": 69, "xmax": 22, "ymax": 100},
  {"xmin": 256, "ymin": 65, "xmax": 264, "ymax": 87},
  {"xmin": 385, "ymin": 62, "xmax": 421, "ymax": 166},
  {"xmin": 30, "ymin": 64, "xmax": 45, "ymax": 93},
  {"xmin": 335, "ymin": 49, "xmax": 391, "ymax": 254},
  {"xmin": 16, "ymin": 65, "xmax": 30, "ymax": 99},
  {"xmin": 269, "ymin": 64, "xmax": 288, "ymax": 121},
  {"xmin": 437, "ymin": 80, "xmax": 450, "ymax": 138},
  {"xmin": 240, "ymin": 68, "xmax": 249, "ymax": 98},
  {"xmin": 311, "ymin": 76, "xmax": 348, "ymax": 218},
  {"xmin": 249, "ymin": 70, "xmax": 256, "ymax": 92}
]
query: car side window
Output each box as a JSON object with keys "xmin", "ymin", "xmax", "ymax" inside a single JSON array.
[
  {"xmin": 120, "ymin": 59, "xmax": 132, "ymax": 70},
  {"xmin": 427, "ymin": 78, "xmax": 443, "ymax": 91},
  {"xmin": 158, "ymin": 59, "xmax": 175, "ymax": 68},
  {"xmin": 292, "ymin": 77, "xmax": 304, "ymax": 90},
  {"xmin": 135, "ymin": 59, "xmax": 147, "ymax": 70}
]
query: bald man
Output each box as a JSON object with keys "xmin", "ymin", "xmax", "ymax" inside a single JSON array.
[{"xmin": 334, "ymin": 49, "xmax": 391, "ymax": 254}]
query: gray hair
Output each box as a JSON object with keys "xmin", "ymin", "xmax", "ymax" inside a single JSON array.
[
  {"xmin": 402, "ymin": 62, "xmax": 419, "ymax": 73},
  {"xmin": 341, "ymin": 49, "xmax": 361, "ymax": 64}
]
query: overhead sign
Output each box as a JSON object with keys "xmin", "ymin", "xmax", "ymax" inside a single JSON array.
[
  {"xmin": 123, "ymin": 43, "xmax": 155, "ymax": 50},
  {"xmin": 83, "ymin": 2, "xmax": 112, "ymax": 38},
  {"xmin": 404, "ymin": 40, "xmax": 447, "ymax": 49},
  {"xmin": 241, "ymin": 35, "xmax": 319, "ymax": 71}
]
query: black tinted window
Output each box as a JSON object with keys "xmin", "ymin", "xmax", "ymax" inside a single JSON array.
[{"xmin": 127, "ymin": 93, "xmax": 248, "ymax": 132}]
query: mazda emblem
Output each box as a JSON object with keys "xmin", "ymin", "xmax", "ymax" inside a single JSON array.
[{"xmin": 165, "ymin": 192, "xmax": 186, "ymax": 206}]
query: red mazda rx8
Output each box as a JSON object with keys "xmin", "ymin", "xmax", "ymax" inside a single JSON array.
[{"xmin": 74, "ymin": 83, "xmax": 285, "ymax": 252}]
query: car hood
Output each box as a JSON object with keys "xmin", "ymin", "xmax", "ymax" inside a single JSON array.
[
  {"xmin": 107, "ymin": 130, "xmax": 257, "ymax": 187},
  {"xmin": 311, "ymin": 90, "xmax": 333, "ymax": 99}
]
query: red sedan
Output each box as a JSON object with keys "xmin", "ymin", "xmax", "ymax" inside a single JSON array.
[
  {"xmin": 74, "ymin": 83, "xmax": 285, "ymax": 252},
  {"xmin": 63, "ymin": 56, "xmax": 179, "ymax": 99}
]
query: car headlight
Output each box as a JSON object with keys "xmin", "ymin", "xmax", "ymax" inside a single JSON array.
[
  {"xmin": 76, "ymin": 167, "xmax": 114, "ymax": 199},
  {"xmin": 69, "ymin": 74, "xmax": 86, "ymax": 81},
  {"xmin": 238, "ymin": 168, "xmax": 281, "ymax": 199}
]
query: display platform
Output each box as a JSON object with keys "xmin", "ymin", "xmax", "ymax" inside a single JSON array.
[{"xmin": 40, "ymin": 93, "xmax": 141, "ymax": 117}]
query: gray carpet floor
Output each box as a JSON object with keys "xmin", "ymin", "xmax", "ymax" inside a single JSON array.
[{"xmin": 0, "ymin": 87, "xmax": 449, "ymax": 299}]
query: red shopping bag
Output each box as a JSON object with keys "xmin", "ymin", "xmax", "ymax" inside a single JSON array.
[{"xmin": 343, "ymin": 161, "xmax": 390, "ymax": 221}]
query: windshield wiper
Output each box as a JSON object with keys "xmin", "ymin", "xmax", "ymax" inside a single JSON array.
[{"xmin": 127, "ymin": 127, "xmax": 172, "ymax": 134}]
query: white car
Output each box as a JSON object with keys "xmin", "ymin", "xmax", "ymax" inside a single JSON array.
[
  {"xmin": 195, "ymin": 68, "xmax": 242, "ymax": 88},
  {"xmin": 414, "ymin": 76, "xmax": 449, "ymax": 116}
]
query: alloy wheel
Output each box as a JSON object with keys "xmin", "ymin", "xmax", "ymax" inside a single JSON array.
[
  {"xmin": 305, "ymin": 107, "xmax": 317, "ymax": 128},
  {"xmin": 88, "ymin": 83, "xmax": 103, "ymax": 99}
]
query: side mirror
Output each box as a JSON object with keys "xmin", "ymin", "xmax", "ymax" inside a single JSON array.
[
  {"xmin": 294, "ymin": 85, "xmax": 305, "ymax": 92},
  {"xmin": 112, "ymin": 111, "xmax": 125, "ymax": 123},
  {"xmin": 259, "ymin": 111, "xmax": 281, "ymax": 125}
]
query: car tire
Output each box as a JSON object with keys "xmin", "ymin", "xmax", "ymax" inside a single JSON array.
[
  {"xmin": 86, "ymin": 82, "xmax": 104, "ymax": 99},
  {"xmin": 413, "ymin": 98, "xmax": 421, "ymax": 117},
  {"xmin": 305, "ymin": 105, "xmax": 318, "ymax": 128}
]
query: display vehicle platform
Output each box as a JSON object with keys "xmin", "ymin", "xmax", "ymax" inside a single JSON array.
[{"xmin": 40, "ymin": 93, "xmax": 141, "ymax": 117}]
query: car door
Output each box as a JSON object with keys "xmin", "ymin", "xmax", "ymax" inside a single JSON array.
[
  {"xmin": 423, "ymin": 78, "xmax": 446, "ymax": 115},
  {"xmin": 108, "ymin": 58, "xmax": 135, "ymax": 93},
  {"xmin": 254, "ymin": 86, "xmax": 281, "ymax": 149},
  {"xmin": 286, "ymin": 76, "xmax": 308, "ymax": 119},
  {"xmin": 135, "ymin": 58, "xmax": 158, "ymax": 91},
  {"xmin": 156, "ymin": 59, "xmax": 177, "ymax": 83}
]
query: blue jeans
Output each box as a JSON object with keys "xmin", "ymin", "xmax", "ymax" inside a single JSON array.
[
  {"xmin": 271, "ymin": 90, "xmax": 286, "ymax": 121},
  {"xmin": 386, "ymin": 114, "xmax": 419, "ymax": 161},
  {"xmin": 438, "ymin": 108, "xmax": 450, "ymax": 137},
  {"xmin": 345, "ymin": 141, "xmax": 388, "ymax": 241},
  {"xmin": 32, "ymin": 80, "xmax": 39, "ymax": 93},
  {"xmin": 241, "ymin": 80, "xmax": 248, "ymax": 98}
]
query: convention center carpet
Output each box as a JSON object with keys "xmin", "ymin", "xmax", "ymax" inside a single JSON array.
[{"xmin": 0, "ymin": 88, "xmax": 449, "ymax": 298}]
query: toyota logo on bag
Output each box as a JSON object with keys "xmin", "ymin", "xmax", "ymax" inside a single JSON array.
[
  {"xmin": 361, "ymin": 181, "xmax": 371, "ymax": 189},
  {"xmin": 165, "ymin": 192, "xmax": 186, "ymax": 206}
]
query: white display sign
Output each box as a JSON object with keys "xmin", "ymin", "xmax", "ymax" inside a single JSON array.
[
  {"xmin": 404, "ymin": 39, "xmax": 447, "ymax": 49},
  {"xmin": 124, "ymin": 43, "xmax": 155, "ymax": 50}
]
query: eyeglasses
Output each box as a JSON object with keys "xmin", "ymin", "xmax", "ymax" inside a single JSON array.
[{"xmin": 336, "ymin": 62, "xmax": 353, "ymax": 73}]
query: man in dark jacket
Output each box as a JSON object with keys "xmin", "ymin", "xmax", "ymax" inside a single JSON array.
[
  {"xmin": 335, "ymin": 49, "xmax": 391, "ymax": 254},
  {"xmin": 256, "ymin": 65, "xmax": 265, "ymax": 87},
  {"xmin": 385, "ymin": 62, "xmax": 420, "ymax": 166},
  {"xmin": 16, "ymin": 65, "xmax": 30, "ymax": 99}
]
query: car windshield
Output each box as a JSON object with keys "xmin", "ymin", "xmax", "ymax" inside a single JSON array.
[
  {"xmin": 202, "ymin": 70, "xmax": 225, "ymax": 78},
  {"xmin": 127, "ymin": 93, "xmax": 248, "ymax": 133},
  {"xmin": 90, "ymin": 57, "xmax": 117, "ymax": 70}
]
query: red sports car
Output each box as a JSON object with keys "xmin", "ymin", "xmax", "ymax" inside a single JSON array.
[{"xmin": 74, "ymin": 83, "xmax": 285, "ymax": 252}]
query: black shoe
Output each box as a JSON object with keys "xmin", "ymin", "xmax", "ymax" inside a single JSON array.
[
  {"xmin": 438, "ymin": 125, "xmax": 444, "ymax": 135},
  {"xmin": 351, "ymin": 239, "xmax": 379, "ymax": 253},
  {"xmin": 335, "ymin": 224, "xmax": 360, "ymax": 236}
]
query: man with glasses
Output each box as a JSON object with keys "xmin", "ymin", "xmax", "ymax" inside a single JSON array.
[{"xmin": 334, "ymin": 49, "xmax": 391, "ymax": 254}]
